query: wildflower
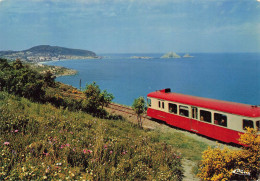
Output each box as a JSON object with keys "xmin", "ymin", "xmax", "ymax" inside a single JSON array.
[
  {"xmin": 66, "ymin": 143, "xmax": 70, "ymax": 147},
  {"xmin": 83, "ymin": 149, "xmax": 87, "ymax": 154},
  {"xmin": 87, "ymin": 150, "xmax": 93, "ymax": 153},
  {"xmin": 43, "ymin": 152, "xmax": 49, "ymax": 156},
  {"xmin": 110, "ymin": 151, "xmax": 113, "ymax": 154},
  {"xmin": 60, "ymin": 145, "xmax": 65, "ymax": 149},
  {"xmin": 70, "ymin": 131, "xmax": 73, "ymax": 135},
  {"xmin": 14, "ymin": 130, "xmax": 18, "ymax": 133},
  {"xmin": 4, "ymin": 142, "xmax": 10, "ymax": 145}
]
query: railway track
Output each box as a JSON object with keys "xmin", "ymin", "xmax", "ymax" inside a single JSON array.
[
  {"xmin": 57, "ymin": 88, "xmax": 146, "ymax": 119},
  {"xmin": 108, "ymin": 103, "xmax": 148, "ymax": 119}
]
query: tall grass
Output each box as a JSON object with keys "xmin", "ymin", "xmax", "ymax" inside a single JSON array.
[{"xmin": 0, "ymin": 91, "xmax": 184, "ymax": 180}]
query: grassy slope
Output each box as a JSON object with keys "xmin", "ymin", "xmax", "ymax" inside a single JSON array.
[
  {"xmin": 0, "ymin": 91, "xmax": 184, "ymax": 180},
  {"xmin": 0, "ymin": 79, "xmax": 210, "ymax": 180}
]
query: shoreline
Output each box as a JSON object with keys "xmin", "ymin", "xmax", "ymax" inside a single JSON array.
[
  {"xmin": 38, "ymin": 56, "xmax": 101, "ymax": 65},
  {"xmin": 30, "ymin": 62, "xmax": 78, "ymax": 77}
]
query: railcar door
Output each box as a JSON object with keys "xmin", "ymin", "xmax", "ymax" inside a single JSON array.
[{"xmin": 190, "ymin": 107, "xmax": 199, "ymax": 132}]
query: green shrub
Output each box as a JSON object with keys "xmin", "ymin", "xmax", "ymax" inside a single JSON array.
[{"xmin": 0, "ymin": 58, "xmax": 45, "ymax": 101}]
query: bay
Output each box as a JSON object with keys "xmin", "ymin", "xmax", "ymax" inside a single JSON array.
[{"xmin": 45, "ymin": 53, "xmax": 260, "ymax": 106}]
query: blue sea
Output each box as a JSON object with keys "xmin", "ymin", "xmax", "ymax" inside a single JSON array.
[{"xmin": 45, "ymin": 53, "xmax": 260, "ymax": 106}]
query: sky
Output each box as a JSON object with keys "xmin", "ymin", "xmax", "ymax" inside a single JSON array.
[{"xmin": 0, "ymin": 0, "xmax": 259, "ymax": 53}]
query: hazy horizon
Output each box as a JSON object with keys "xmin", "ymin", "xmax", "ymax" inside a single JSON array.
[{"xmin": 0, "ymin": 0, "xmax": 260, "ymax": 53}]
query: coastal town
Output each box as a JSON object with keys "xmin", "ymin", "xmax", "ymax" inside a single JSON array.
[{"xmin": 1, "ymin": 52, "xmax": 98, "ymax": 62}]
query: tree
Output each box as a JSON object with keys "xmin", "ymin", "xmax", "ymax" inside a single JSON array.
[
  {"xmin": 0, "ymin": 58, "xmax": 45, "ymax": 101},
  {"xmin": 83, "ymin": 82, "xmax": 101, "ymax": 113},
  {"xmin": 132, "ymin": 97, "xmax": 146, "ymax": 128},
  {"xmin": 100, "ymin": 90, "xmax": 114, "ymax": 109},
  {"xmin": 197, "ymin": 128, "xmax": 260, "ymax": 180},
  {"xmin": 12, "ymin": 59, "xmax": 24, "ymax": 70},
  {"xmin": 83, "ymin": 82, "xmax": 114, "ymax": 115},
  {"xmin": 43, "ymin": 70, "xmax": 56, "ymax": 87}
]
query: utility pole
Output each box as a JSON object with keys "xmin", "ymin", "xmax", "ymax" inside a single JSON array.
[{"xmin": 80, "ymin": 79, "xmax": 82, "ymax": 91}]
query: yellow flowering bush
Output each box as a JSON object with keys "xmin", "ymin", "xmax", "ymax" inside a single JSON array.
[{"xmin": 198, "ymin": 128, "xmax": 259, "ymax": 180}]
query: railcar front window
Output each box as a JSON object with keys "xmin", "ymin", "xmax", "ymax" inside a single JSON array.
[
  {"xmin": 169, "ymin": 103, "xmax": 177, "ymax": 114},
  {"xmin": 179, "ymin": 105, "xmax": 189, "ymax": 117},
  {"xmin": 256, "ymin": 121, "xmax": 260, "ymax": 131},
  {"xmin": 200, "ymin": 110, "xmax": 212, "ymax": 123},
  {"xmin": 147, "ymin": 99, "xmax": 151, "ymax": 107},
  {"xmin": 214, "ymin": 113, "xmax": 227, "ymax": 127},
  {"xmin": 243, "ymin": 119, "xmax": 254, "ymax": 130}
]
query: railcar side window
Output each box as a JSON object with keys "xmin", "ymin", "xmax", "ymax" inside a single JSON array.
[
  {"xmin": 214, "ymin": 113, "xmax": 227, "ymax": 127},
  {"xmin": 162, "ymin": 102, "xmax": 165, "ymax": 109},
  {"xmin": 200, "ymin": 110, "xmax": 211, "ymax": 123},
  {"xmin": 169, "ymin": 103, "xmax": 177, "ymax": 114},
  {"xmin": 243, "ymin": 119, "xmax": 254, "ymax": 130},
  {"xmin": 257, "ymin": 121, "xmax": 260, "ymax": 131},
  {"xmin": 179, "ymin": 105, "xmax": 189, "ymax": 117},
  {"xmin": 147, "ymin": 99, "xmax": 151, "ymax": 107},
  {"xmin": 158, "ymin": 101, "xmax": 161, "ymax": 108}
]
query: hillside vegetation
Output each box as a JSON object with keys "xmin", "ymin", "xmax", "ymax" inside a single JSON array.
[{"xmin": 0, "ymin": 91, "xmax": 185, "ymax": 180}]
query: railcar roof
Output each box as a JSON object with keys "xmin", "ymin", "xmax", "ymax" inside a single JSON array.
[{"xmin": 147, "ymin": 90, "xmax": 260, "ymax": 117}]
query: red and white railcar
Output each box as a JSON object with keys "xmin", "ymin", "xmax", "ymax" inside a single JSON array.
[{"xmin": 147, "ymin": 88, "xmax": 260, "ymax": 145}]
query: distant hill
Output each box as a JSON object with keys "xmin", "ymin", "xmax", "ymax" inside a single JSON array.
[{"xmin": 0, "ymin": 45, "xmax": 98, "ymax": 62}]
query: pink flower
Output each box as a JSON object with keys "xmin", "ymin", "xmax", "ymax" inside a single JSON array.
[
  {"xmin": 14, "ymin": 130, "xmax": 18, "ymax": 133},
  {"xmin": 65, "ymin": 144, "xmax": 70, "ymax": 147},
  {"xmin": 60, "ymin": 145, "xmax": 65, "ymax": 149},
  {"xmin": 109, "ymin": 151, "xmax": 113, "ymax": 154},
  {"xmin": 83, "ymin": 149, "xmax": 87, "ymax": 154},
  {"xmin": 87, "ymin": 150, "xmax": 93, "ymax": 154},
  {"xmin": 70, "ymin": 131, "xmax": 73, "ymax": 135},
  {"xmin": 4, "ymin": 142, "xmax": 10, "ymax": 145},
  {"xmin": 43, "ymin": 152, "xmax": 49, "ymax": 156}
]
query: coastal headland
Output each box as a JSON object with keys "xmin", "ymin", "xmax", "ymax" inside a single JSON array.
[{"xmin": 0, "ymin": 45, "xmax": 99, "ymax": 62}]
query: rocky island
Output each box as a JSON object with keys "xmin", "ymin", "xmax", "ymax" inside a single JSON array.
[
  {"xmin": 130, "ymin": 56, "xmax": 152, "ymax": 59},
  {"xmin": 0, "ymin": 45, "xmax": 99, "ymax": 62},
  {"xmin": 161, "ymin": 52, "xmax": 181, "ymax": 58},
  {"xmin": 183, "ymin": 53, "xmax": 194, "ymax": 58}
]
